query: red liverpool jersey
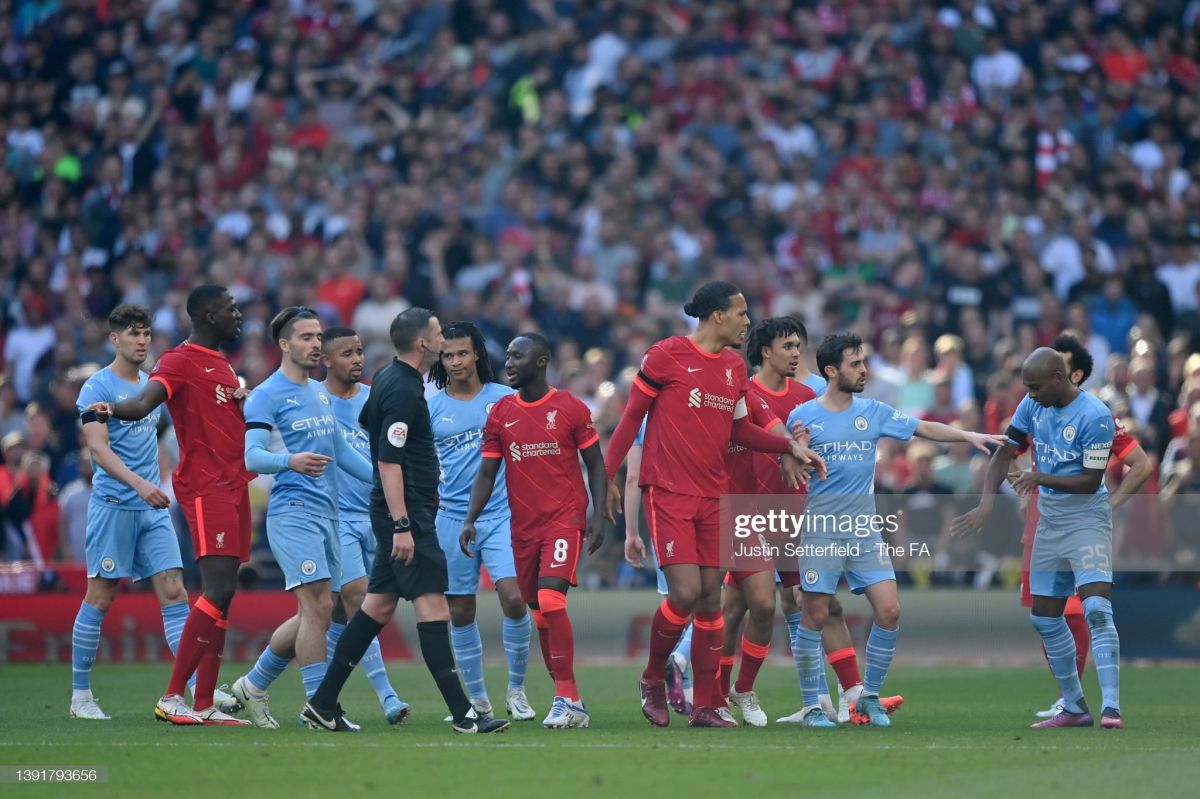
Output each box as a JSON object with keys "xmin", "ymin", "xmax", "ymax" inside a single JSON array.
[
  {"xmin": 749, "ymin": 376, "xmax": 817, "ymax": 494},
  {"xmin": 725, "ymin": 383, "xmax": 783, "ymax": 494},
  {"xmin": 149, "ymin": 341, "xmax": 253, "ymax": 500},
  {"xmin": 481, "ymin": 388, "xmax": 599, "ymax": 538},
  {"xmin": 634, "ymin": 336, "xmax": 749, "ymax": 499}
]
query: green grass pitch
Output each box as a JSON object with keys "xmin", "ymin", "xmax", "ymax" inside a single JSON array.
[{"xmin": 2, "ymin": 663, "xmax": 1197, "ymax": 798}]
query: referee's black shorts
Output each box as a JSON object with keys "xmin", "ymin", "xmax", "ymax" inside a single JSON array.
[{"xmin": 367, "ymin": 509, "xmax": 447, "ymax": 600}]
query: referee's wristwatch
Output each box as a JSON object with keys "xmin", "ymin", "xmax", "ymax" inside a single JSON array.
[{"xmin": 393, "ymin": 515, "xmax": 412, "ymax": 533}]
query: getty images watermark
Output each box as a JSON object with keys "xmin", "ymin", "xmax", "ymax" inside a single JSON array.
[{"xmin": 715, "ymin": 492, "xmax": 1189, "ymax": 575}]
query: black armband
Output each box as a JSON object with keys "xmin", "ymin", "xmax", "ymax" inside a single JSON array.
[
  {"xmin": 246, "ymin": 421, "xmax": 273, "ymax": 431},
  {"xmin": 1004, "ymin": 425, "xmax": 1028, "ymax": 447},
  {"xmin": 80, "ymin": 411, "xmax": 99, "ymax": 425},
  {"xmin": 636, "ymin": 370, "xmax": 663, "ymax": 391}
]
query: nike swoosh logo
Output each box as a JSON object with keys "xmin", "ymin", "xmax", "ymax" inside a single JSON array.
[
  {"xmin": 687, "ymin": 367, "xmax": 701, "ymax": 373},
  {"xmin": 505, "ymin": 421, "xmax": 518, "ymax": 427},
  {"xmin": 548, "ymin": 562, "xmax": 566, "ymax": 568},
  {"xmin": 205, "ymin": 368, "xmax": 216, "ymax": 373}
]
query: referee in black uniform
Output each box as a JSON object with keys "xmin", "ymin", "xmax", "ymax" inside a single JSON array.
[{"xmin": 303, "ymin": 308, "xmax": 509, "ymax": 734}]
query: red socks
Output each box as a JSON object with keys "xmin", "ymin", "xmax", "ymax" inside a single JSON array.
[
  {"xmin": 828, "ymin": 646, "xmax": 862, "ymax": 691},
  {"xmin": 166, "ymin": 596, "xmax": 223, "ymax": 701},
  {"xmin": 192, "ymin": 617, "xmax": 228, "ymax": 711},
  {"xmin": 718, "ymin": 655, "xmax": 735, "ymax": 699},
  {"xmin": 643, "ymin": 599, "xmax": 690, "ymax": 682},
  {"xmin": 691, "ymin": 611, "xmax": 723, "ymax": 711},
  {"xmin": 734, "ymin": 636, "xmax": 770, "ymax": 694},
  {"xmin": 532, "ymin": 610, "xmax": 554, "ymax": 681},
  {"xmin": 538, "ymin": 589, "xmax": 578, "ymax": 701}
]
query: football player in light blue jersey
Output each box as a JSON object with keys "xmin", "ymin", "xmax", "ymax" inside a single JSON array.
[
  {"xmin": 785, "ymin": 332, "xmax": 1004, "ymax": 728},
  {"xmin": 623, "ymin": 417, "xmax": 694, "ymax": 716},
  {"xmin": 953, "ymin": 348, "xmax": 1123, "ymax": 729},
  {"xmin": 427, "ymin": 321, "xmax": 534, "ymax": 721},
  {"xmin": 313, "ymin": 327, "xmax": 409, "ymax": 725},
  {"xmin": 229, "ymin": 308, "xmax": 373, "ymax": 729},
  {"xmin": 70, "ymin": 304, "xmax": 236, "ymax": 719}
]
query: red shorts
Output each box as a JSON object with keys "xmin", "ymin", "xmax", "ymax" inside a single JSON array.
[
  {"xmin": 778, "ymin": 570, "xmax": 802, "ymax": 589},
  {"xmin": 513, "ymin": 530, "xmax": 581, "ymax": 605},
  {"xmin": 643, "ymin": 486, "xmax": 721, "ymax": 568},
  {"xmin": 1020, "ymin": 542, "xmax": 1083, "ymax": 614},
  {"xmin": 179, "ymin": 489, "xmax": 251, "ymax": 563}
]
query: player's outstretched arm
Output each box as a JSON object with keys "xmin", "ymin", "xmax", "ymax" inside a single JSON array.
[
  {"xmin": 622, "ymin": 444, "xmax": 646, "ymax": 566},
  {"xmin": 87, "ymin": 380, "xmax": 168, "ymax": 423},
  {"xmin": 580, "ymin": 440, "xmax": 611, "ymax": 554},
  {"xmin": 915, "ymin": 420, "xmax": 1008, "ymax": 454},
  {"xmin": 950, "ymin": 436, "xmax": 1022, "ymax": 537},
  {"xmin": 332, "ymin": 427, "xmax": 372, "ymax": 483},
  {"xmin": 459, "ymin": 456, "xmax": 501, "ymax": 556},
  {"xmin": 603, "ymin": 387, "xmax": 653, "ymax": 482},
  {"xmin": 1109, "ymin": 442, "xmax": 1153, "ymax": 509},
  {"xmin": 79, "ymin": 419, "xmax": 169, "ymax": 509}
]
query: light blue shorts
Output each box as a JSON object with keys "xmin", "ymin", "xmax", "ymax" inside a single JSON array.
[
  {"xmin": 337, "ymin": 516, "xmax": 375, "ymax": 590},
  {"xmin": 435, "ymin": 509, "xmax": 517, "ymax": 596},
  {"xmin": 1029, "ymin": 514, "xmax": 1113, "ymax": 598},
  {"xmin": 85, "ymin": 501, "xmax": 182, "ymax": 581},
  {"xmin": 648, "ymin": 541, "xmax": 668, "ymax": 595},
  {"xmin": 266, "ymin": 511, "xmax": 340, "ymax": 591},
  {"xmin": 797, "ymin": 536, "xmax": 895, "ymax": 595}
]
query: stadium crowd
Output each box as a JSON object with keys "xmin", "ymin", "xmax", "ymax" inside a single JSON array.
[{"xmin": 2, "ymin": 0, "xmax": 1200, "ymax": 587}]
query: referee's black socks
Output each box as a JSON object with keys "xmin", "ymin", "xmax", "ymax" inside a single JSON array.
[
  {"xmin": 417, "ymin": 620, "xmax": 473, "ymax": 721},
  {"xmin": 312, "ymin": 610, "xmax": 384, "ymax": 712}
]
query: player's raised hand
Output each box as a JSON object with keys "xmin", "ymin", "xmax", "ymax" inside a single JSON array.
[
  {"xmin": 232, "ymin": 386, "xmax": 250, "ymax": 402},
  {"xmin": 1007, "ymin": 469, "xmax": 1039, "ymax": 497},
  {"xmin": 459, "ymin": 522, "xmax": 477, "ymax": 557},
  {"xmin": 86, "ymin": 402, "xmax": 114, "ymax": 423},
  {"xmin": 391, "ymin": 530, "xmax": 415, "ymax": 564},
  {"xmin": 780, "ymin": 453, "xmax": 810, "ymax": 489},
  {"xmin": 585, "ymin": 513, "xmax": 606, "ymax": 555},
  {"xmin": 605, "ymin": 482, "xmax": 622, "ymax": 524},
  {"xmin": 788, "ymin": 440, "xmax": 827, "ymax": 480},
  {"xmin": 624, "ymin": 534, "xmax": 646, "ymax": 567},
  {"xmin": 966, "ymin": 432, "xmax": 1009, "ymax": 454},
  {"xmin": 950, "ymin": 504, "xmax": 991, "ymax": 538},
  {"xmin": 288, "ymin": 452, "xmax": 332, "ymax": 477},
  {"xmin": 135, "ymin": 478, "xmax": 171, "ymax": 509}
]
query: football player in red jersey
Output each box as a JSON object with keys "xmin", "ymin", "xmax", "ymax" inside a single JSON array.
[
  {"xmin": 1020, "ymin": 334, "xmax": 1152, "ymax": 721},
  {"xmin": 604, "ymin": 282, "xmax": 825, "ymax": 728},
  {"xmin": 461, "ymin": 333, "xmax": 611, "ymax": 728},
  {"xmin": 88, "ymin": 285, "xmax": 252, "ymax": 726}
]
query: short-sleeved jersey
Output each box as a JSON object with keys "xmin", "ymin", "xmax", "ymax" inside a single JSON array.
[
  {"xmin": 748, "ymin": 376, "xmax": 817, "ymax": 495},
  {"xmin": 481, "ymin": 389, "xmax": 598, "ymax": 537},
  {"xmin": 634, "ymin": 336, "xmax": 749, "ymax": 499},
  {"xmin": 77, "ymin": 367, "xmax": 162, "ymax": 508},
  {"xmin": 360, "ymin": 359, "xmax": 439, "ymax": 518},
  {"xmin": 149, "ymin": 341, "xmax": 252, "ymax": 499},
  {"xmin": 244, "ymin": 372, "xmax": 339, "ymax": 518},
  {"xmin": 801, "ymin": 373, "xmax": 828, "ymax": 395},
  {"xmin": 320, "ymin": 382, "xmax": 372, "ymax": 518},
  {"xmin": 787, "ymin": 397, "xmax": 919, "ymax": 498},
  {"xmin": 725, "ymin": 380, "xmax": 786, "ymax": 494},
  {"xmin": 1008, "ymin": 392, "xmax": 1112, "ymax": 509},
  {"xmin": 429, "ymin": 382, "xmax": 514, "ymax": 519}
]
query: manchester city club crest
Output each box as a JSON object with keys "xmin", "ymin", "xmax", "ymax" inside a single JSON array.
[
  {"xmin": 301, "ymin": 559, "xmax": 317, "ymax": 576},
  {"xmin": 1063, "ymin": 424, "xmax": 1076, "ymax": 442},
  {"xmin": 804, "ymin": 569, "xmax": 819, "ymax": 585},
  {"xmin": 854, "ymin": 416, "xmax": 868, "ymax": 431}
]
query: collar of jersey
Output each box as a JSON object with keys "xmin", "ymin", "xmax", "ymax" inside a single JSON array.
[
  {"xmin": 185, "ymin": 341, "xmax": 224, "ymax": 358},
  {"xmin": 684, "ymin": 336, "xmax": 722, "ymax": 360},
  {"xmin": 751, "ymin": 375, "xmax": 791, "ymax": 397},
  {"xmin": 514, "ymin": 387, "xmax": 557, "ymax": 408}
]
